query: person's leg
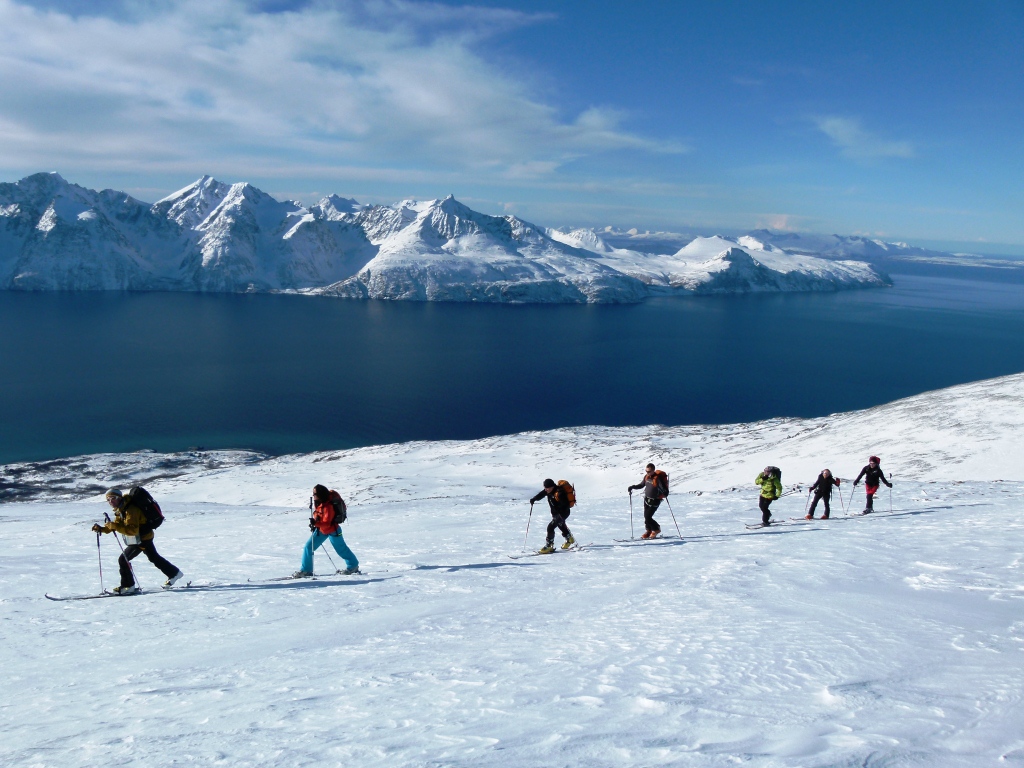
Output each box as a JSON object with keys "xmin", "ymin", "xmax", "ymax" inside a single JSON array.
[
  {"xmin": 865, "ymin": 486, "xmax": 876, "ymax": 511},
  {"xmin": 140, "ymin": 540, "xmax": 178, "ymax": 579},
  {"xmin": 329, "ymin": 531, "xmax": 359, "ymax": 571},
  {"xmin": 118, "ymin": 544, "xmax": 143, "ymax": 587},
  {"xmin": 759, "ymin": 496, "xmax": 772, "ymax": 525},
  {"xmin": 821, "ymin": 494, "xmax": 831, "ymax": 518},
  {"xmin": 644, "ymin": 498, "xmax": 662, "ymax": 533},
  {"xmin": 300, "ymin": 532, "xmax": 326, "ymax": 573},
  {"xmin": 808, "ymin": 493, "xmax": 820, "ymax": 516}
]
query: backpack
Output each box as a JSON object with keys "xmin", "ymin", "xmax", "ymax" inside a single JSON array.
[
  {"xmin": 653, "ymin": 470, "xmax": 669, "ymax": 497},
  {"xmin": 557, "ymin": 480, "xmax": 576, "ymax": 508},
  {"xmin": 125, "ymin": 486, "xmax": 164, "ymax": 531},
  {"xmin": 328, "ymin": 490, "xmax": 347, "ymax": 526}
]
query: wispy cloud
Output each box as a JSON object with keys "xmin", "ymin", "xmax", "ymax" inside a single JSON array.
[
  {"xmin": 0, "ymin": 0, "xmax": 677, "ymax": 181},
  {"xmin": 812, "ymin": 116, "xmax": 914, "ymax": 159}
]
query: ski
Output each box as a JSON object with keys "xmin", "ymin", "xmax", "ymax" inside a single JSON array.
[
  {"xmin": 508, "ymin": 543, "xmax": 590, "ymax": 560},
  {"xmin": 46, "ymin": 590, "xmax": 138, "ymax": 601},
  {"xmin": 789, "ymin": 517, "xmax": 830, "ymax": 523},
  {"xmin": 162, "ymin": 580, "xmax": 194, "ymax": 590},
  {"xmin": 248, "ymin": 571, "xmax": 366, "ymax": 583},
  {"xmin": 745, "ymin": 522, "xmax": 786, "ymax": 529},
  {"xmin": 613, "ymin": 535, "xmax": 681, "ymax": 543}
]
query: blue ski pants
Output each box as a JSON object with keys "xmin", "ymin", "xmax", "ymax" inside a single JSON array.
[{"xmin": 301, "ymin": 530, "xmax": 358, "ymax": 573}]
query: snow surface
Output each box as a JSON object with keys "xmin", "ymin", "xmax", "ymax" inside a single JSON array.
[
  {"xmin": 3, "ymin": 374, "xmax": 1024, "ymax": 765},
  {"xmin": 0, "ymin": 173, "xmax": 891, "ymax": 302}
]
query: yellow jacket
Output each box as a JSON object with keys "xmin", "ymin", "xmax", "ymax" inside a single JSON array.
[
  {"xmin": 754, "ymin": 472, "xmax": 782, "ymax": 500},
  {"xmin": 101, "ymin": 504, "xmax": 154, "ymax": 541}
]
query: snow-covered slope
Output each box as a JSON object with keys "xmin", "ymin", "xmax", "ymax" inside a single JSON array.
[
  {"xmin": 3, "ymin": 375, "xmax": 1024, "ymax": 766},
  {"xmin": 1, "ymin": 173, "xmax": 892, "ymax": 302}
]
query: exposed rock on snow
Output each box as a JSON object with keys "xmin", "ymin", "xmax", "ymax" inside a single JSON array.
[{"xmin": 0, "ymin": 172, "xmax": 894, "ymax": 302}]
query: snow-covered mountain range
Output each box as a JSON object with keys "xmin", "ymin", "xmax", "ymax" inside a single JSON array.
[{"xmin": 0, "ymin": 172, "xmax": 896, "ymax": 302}]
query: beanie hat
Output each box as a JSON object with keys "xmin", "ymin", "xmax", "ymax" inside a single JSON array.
[
  {"xmin": 869, "ymin": 456, "xmax": 880, "ymax": 464},
  {"xmin": 105, "ymin": 488, "xmax": 122, "ymax": 499},
  {"xmin": 543, "ymin": 478, "xmax": 556, "ymax": 488}
]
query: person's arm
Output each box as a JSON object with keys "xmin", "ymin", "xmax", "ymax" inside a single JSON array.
[
  {"xmin": 627, "ymin": 481, "xmax": 644, "ymax": 492},
  {"xmin": 530, "ymin": 490, "xmax": 546, "ymax": 504},
  {"xmin": 833, "ymin": 477, "xmax": 841, "ymax": 487},
  {"xmin": 854, "ymin": 467, "xmax": 866, "ymax": 485},
  {"xmin": 883, "ymin": 470, "xmax": 892, "ymax": 488},
  {"xmin": 810, "ymin": 476, "xmax": 821, "ymax": 492},
  {"xmin": 772, "ymin": 477, "xmax": 782, "ymax": 499},
  {"xmin": 104, "ymin": 506, "xmax": 141, "ymax": 536}
]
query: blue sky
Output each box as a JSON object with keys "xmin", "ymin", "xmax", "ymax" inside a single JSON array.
[{"xmin": 1, "ymin": 0, "xmax": 1021, "ymax": 251}]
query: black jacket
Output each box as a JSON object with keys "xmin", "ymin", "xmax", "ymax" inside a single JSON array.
[
  {"xmin": 531, "ymin": 487, "xmax": 571, "ymax": 515},
  {"xmin": 629, "ymin": 473, "xmax": 667, "ymax": 499},
  {"xmin": 810, "ymin": 472, "xmax": 840, "ymax": 497},
  {"xmin": 854, "ymin": 464, "xmax": 891, "ymax": 487}
]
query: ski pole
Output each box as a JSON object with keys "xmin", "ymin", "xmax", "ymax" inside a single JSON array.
[
  {"xmin": 664, "ymin": 498, "xmax": 682, "ymax": 538},
  {"xmin": 889, "ymin": 474, "xmax": 893, "ymax": 514},
  {"xmin": 523, "ymin": 502, "xmax": 534, "ymax": 552},
  {"xmin": 803, "ymin": 489, "xmax": 813, "ymax": 517},
  {"xmin": 628, "ymin": 493, "xmax": 634, "ymax": 540},
  {"xmin": 96, "ymin": 532, "xmax": 104, "ymax": 594},
  {"xmin": 104, "ymin": 512, "xmax": 139, "ymax": 588},
  {"xmin": 836, "ymin": 482, "xmax": 847, "ymax": 515}
]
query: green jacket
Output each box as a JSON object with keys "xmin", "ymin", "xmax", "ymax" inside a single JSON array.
[
  {"xmin": 755, "ymin": 472, "xmax": 781, "ymax": 500},
  {"xmin": 101, "ymin": 503, "xmax": 154, "ymax": 541}
]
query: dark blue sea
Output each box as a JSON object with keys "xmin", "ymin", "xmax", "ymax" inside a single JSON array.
[{"xmin": 2, "ymin": 273, "xmax": 1023, "ymax": 464}]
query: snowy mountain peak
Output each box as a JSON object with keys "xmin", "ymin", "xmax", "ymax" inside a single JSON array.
[{"xmin": 154, "ymin": 176, "xmax": 233, "ymax": 230}]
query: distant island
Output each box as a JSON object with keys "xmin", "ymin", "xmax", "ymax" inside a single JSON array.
[{"xmin": 0, "ymin": 172, "xmax": 913, "ymax": 303}]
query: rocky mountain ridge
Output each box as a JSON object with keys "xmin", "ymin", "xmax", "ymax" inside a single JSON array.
[{"xmin": 0, "ymin": 172, "xmax": 892, "ymax": 303}]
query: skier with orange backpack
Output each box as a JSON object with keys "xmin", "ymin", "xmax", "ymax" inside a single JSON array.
[
  {"xmin": 293, "ymin": 484, "xmax": 359, "ymax": 577},
  {"xmin": 628, "ymin": 463, "xmax": 669, "ymax": 538},
  {"xmin": 529, "ymin": 479, "xmax": 576, "ymax": 554}
]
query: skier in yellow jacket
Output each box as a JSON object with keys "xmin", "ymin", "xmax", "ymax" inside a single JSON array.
[
  {"xmin": 754, "ymin": 467, "xmax": 782, "ymax": 526},
  {"xmin": 92, "ymin": 489, "xmax": 182, "ymax": 594}
]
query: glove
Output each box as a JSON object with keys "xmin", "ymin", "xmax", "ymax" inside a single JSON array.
[
  {"xmin": 308, "ymin": 517, "xmax": 316, "ymax": 532},
  {"xmin": 91, "ymin": 524, "xmax": 102, "ymax": 533},
  {"xmin": 628, "ymin": 488, "xmax": 633, "ymax": 495}
]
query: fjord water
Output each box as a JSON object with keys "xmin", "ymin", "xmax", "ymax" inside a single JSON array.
[{"xmin": 2, "ymin": 274, "xmax": 1023, "ymax": 464}]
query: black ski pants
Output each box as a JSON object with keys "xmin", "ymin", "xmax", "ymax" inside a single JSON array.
[
  {"xmin": 546, "ymin": 511, "xmax": 571, "ymax": 543},
  {"xmin": 808, "ymin": 491, "xmax": 830, "ymax": 517},
  {"xmin": 643, "ymin": 497, "xmax": 662, "ymax": 532},
  {"xmin": 119, "ymin": 540, "xmax": 178, "ymax": 588},
  {"xmin": 759, "ymin": 495, "xmax": 773, "ymax": 525}
]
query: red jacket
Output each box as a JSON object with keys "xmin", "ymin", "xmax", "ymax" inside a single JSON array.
[{"xmin": 313, "ymin": 500, "xmax": 338, "ymax": 535}]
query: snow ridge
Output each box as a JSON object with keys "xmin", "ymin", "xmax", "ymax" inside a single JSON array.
[{"xmin": 0, "ymin": 173, "xmax": 892, "ymax": 302}]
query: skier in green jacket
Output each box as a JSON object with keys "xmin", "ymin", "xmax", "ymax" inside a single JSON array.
[{"xmin": 755, "ymin": 467, "xmax": 782, "ymax": 526}]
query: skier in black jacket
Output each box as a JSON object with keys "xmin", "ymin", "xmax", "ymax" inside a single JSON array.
[
  {"xmin": 806, "ymin": 469, "xmax": 840, "ymax": 519},
  {"xmin": 853, "ymin": 456, "xmax": 892, "ymax": 513},
  {"xmin": 530, "ymin": 479, "xmax": 575, "ymax": 554},
  {"xmin": 627, "ymin": 463, "xmax": 668, "ymax": 538}
]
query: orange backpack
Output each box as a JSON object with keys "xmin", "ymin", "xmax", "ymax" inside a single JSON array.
[
  {"xmin": 557, "ymin": 480, "xmax": 576, "ymax": 508},
  {"xmin": 653, "ymin": 470, "xmax": 669, "ymax": 497}
]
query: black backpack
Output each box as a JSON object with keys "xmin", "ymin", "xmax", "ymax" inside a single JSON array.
[
  {"xmin": 125, "ymin": 486, "xmax": 164, "ymax": 531},
  {"xmin": 329, "ymin": 490, "xmax": 347, "ymax": 526}
]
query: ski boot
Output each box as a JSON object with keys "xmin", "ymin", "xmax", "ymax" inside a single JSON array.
[
  {"xmin": 538, "ymin": 542, "xmax": 555, "ymax": 554},
  {"xmin": 291, "ymin": 570, "xmax": 313, "ymax": 578},
  {"xmin": 649, "ymin": 530, "xmax": 661, "ymax": 539},
  {"xmin": 112, "ymin": 585, "xmax": 138, "ymax": 595},
  {"xmin": 804, "ymin": 514, "xmax": 814, "ymax": 520},
  {"xmin": 339, "ymin": 567, "xmax": 360, "ymax": 575},
  {"xmin": 561, "ymin": 534, "xmax": 576, "ymax": 550},
  {"xmin": 640, "ymin": 530, "xmax": 652, "ymax": 539},
  {"xmin": 163, "ymin": 570, "xmax": 184, "ymax": 588},
  {"xmin": 821, "ymin": 514, "xmax": 830, "ymax": 520}
]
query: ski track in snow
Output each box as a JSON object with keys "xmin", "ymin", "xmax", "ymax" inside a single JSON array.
[{"xmin": 3, "ymin": 375, "xmax": 1024, "ymax": 766}]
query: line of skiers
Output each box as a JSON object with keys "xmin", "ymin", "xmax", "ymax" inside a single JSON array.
[
  {"xmin": 90, "ymin": 456, "xmax": 893, "ymax": 591},
  {"xmin": 755, "ymin": 455, "xmax": 893, "ymax": 526}
]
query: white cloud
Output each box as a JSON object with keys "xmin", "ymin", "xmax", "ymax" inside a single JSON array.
[
  {"xmin": 813, "ymin": 116, "xmax": 914, "ymax": 159},
  {"xmin": 0, "ymin": 0, "xmax": 677, "ymax": 182}
]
